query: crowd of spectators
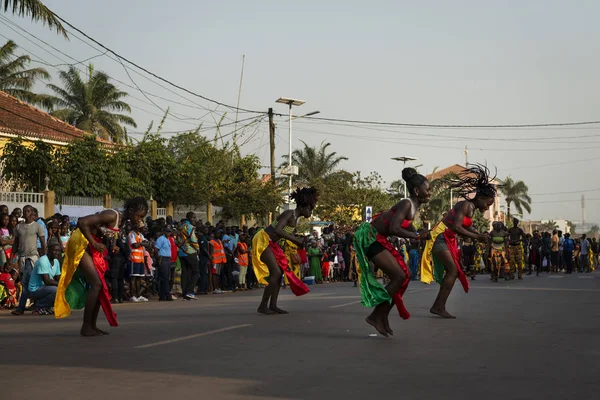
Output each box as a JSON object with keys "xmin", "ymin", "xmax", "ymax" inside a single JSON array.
[{"xmin": 0, "ymin": 205, "xmax": 363, "ymax": 313}]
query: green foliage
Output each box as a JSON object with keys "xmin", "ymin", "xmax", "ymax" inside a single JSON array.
[
  {"xmin": 48, "ymin": 64, "xmax": 137, "ymax": 143},
  {"xmin": 2, "ymin": 0, "xmax": 67, "ymax": 38},
  {"xmin": 499, "ymin": 176, "xmax": 531, "ymax": 219},
  {"xmin": 0, "ymin": 39, "xmax": 55, "ymax": 108},
  {"xmin": 0, "ymin": 136, "xmax": 55, "ymax": 191},
  {"xmin": 472, "ymin": 210, "xmax": 490, "ymax": 233},
  {"xmin": 317, "ymin": 171, "xmax": 393, "ymax": 228}
]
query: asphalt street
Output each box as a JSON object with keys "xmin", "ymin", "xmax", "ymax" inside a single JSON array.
[{"xmin": 2, "ymin": 273, "xmax": 599, "ymax": 400}]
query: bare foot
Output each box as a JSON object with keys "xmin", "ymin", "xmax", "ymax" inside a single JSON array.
[
  {"xmin": 430, "ymin": 307, "xmax": 456, "ymax": 319},
  {"xmin": 270, "ymin": 307, "xmax": 289, "ymax": 314},
  {"xmin": 94, "ymin": 328, "xmax": 110, "ymax": 336},
  {"xmin": 80, "ymin": 326, "xmax": 102, "ymax": 337},
  {"xmin": 382, "ymin": 314, "xmax": 394, "ymax": 336},
  {"xmin": 365, "ymin": 316, "xmax": 389, "ymax": 337},
  {"xmin": 257, "ymin": 307, "xmax": 275, "ymax": 315}
]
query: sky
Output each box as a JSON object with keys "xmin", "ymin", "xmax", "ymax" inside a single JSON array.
[{"xmin": 2, "ymin": 0, "xmax": 600, "ymax": 224}]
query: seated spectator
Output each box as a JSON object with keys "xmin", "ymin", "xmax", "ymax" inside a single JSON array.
[
  {"xmin": 0, "ymin": 266, "xmax": 18, "ymax": 308},
  {"xmin": 28, "ymin": 238, "xmax": 61, "ymax": 315}
]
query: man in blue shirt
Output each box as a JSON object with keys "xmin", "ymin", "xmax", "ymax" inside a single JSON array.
[
  {"xmin": 155, "ymin": 227, "xmax": 173, "ymax": 301},
  {"xmin": 29, "ymin": 238, "xmax": 61, "ymax": 314},
  {"xmin": 563, "ymin": 233, "xmax": 574, "ymax": 274}
]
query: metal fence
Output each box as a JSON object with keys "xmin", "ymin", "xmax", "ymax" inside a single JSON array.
[{"xmin": 59, "ymin": 196, "xmax": 104, "ymax": 207}]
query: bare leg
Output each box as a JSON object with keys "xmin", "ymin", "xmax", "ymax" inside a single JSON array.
[
  {"xmin": 78, "ymin": 252, "xmax": 103, "ymax": 336},
  {"xmin": 365, "ymin": 249, "xmax": 407, "ymax": 336},
  {"xmin": 257, "ymin": 246, "xmax": 283, "ymax": 314},
  {"xmin": 430, "ymin": 250, "xmax": 459, "ymax": 319}
]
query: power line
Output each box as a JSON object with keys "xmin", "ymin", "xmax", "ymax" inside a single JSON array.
[
  {"xmin": 298, "ymin": 115, "xmax": 600, "ymax": 129},
  {"xmin": 294, "ymin": 118, "xmax": 600, "ymax": 142},
  {"xmin": 50, "ymin": 11, "xmax": 263, "ymax": 114},
  {"xmin": 503, "ymin": 157, "xmax": 600, "ymax": 171},
  {"xmin": 530, "ymin": 187, "xmax": 600, "ymax": 196},
  {"xmin": 287, "ymin": 124, "xmax": 600, "ymax": 152}
]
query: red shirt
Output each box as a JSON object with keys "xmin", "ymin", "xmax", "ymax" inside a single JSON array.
[
  {"xmin": 0, "ymin": 272, "xmax": 15, "ymax": 290},
  {"xmin": 297, "ymin": 248, "xmax": 308, "ymax": 264},
  {"xmin": 168, "ymin": 236, "xmax": 178, "ymax": 262}
]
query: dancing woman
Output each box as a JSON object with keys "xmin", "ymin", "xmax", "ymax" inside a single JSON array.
[
  {"xmin": 420, "ymin": 164, "xmax": 496, "ymax": 318},
  {"xmin": 252, "ymin": 188, "xmax": 318, "ymax": 314},
  {"xmin": 354, "ymin": 168, "xmax": 430, "ymax": 337},
  {"xmin": 55, "ymin": 197, "xmax": 148, "ymax": 336}
]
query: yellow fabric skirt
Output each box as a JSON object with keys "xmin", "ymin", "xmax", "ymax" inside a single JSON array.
[
  {"xmin": 55, "ymin": 229, "xmax": 88, "ymax": 319},
  {"xmin": 419, "ymin": 221, "xmax": 448, "ymax": 284},
  {"xmin": 251, "ymin": 230, "xmax": 271, "ymax": 285}
]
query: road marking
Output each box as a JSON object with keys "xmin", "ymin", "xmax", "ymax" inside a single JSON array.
[
  {"xmin": 578, "ymin": 276, "xmax": 594, "ymax": 279},
  {"xmin": 548, "ymin": 276, "xmax": 564, "ymax": 279},
  {"xmin": 330, "ymin": 300, "xmax": 362, "ymax": 309},
  {"xmin": 473, "ymin": 286, "xmax": 600, "ymax": 292},
  {"xmin": 135, "ymin": 324, "xmax": 253, "ymax": 349},
  {"xmin": 328, "ymin": 287, "xmax": 433, "ymax": 308}
]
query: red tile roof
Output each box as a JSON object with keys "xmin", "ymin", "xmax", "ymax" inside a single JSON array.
[
  {"xmin": 426, "ymin": 164, "xmax": 468, "ymax": 181},
  {"xmin": 0, "ymin": 91, "xmax": 110, "ymax": 144}
]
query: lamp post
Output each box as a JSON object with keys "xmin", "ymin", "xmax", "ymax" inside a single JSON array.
[
  {"xmin": 276, "ymin": 97, "xmax": 317, "ymax": 206},
  {"xmin": 391, "ymin": 156, "xmax": 418, "ymax": 198}
]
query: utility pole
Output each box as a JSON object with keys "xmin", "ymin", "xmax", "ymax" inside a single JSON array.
[
  {"xmin": 464, "ymin": 145, "xmax": 469, "ymax": 167},
  {"xmin": 268, "ymin": 107, "xmax": 276, "ymax": 180}
]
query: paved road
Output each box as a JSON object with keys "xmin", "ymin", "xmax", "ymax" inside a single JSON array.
[{"xmin": 2, "ymin": 273, "xmax": 599, "ymax": 400}]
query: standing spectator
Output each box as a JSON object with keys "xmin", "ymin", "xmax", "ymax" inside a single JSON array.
[
  {"xmin": 196, "ymin": 224, "xmax": 209, "ymax": 295},
  {"xmin": 154, "ymin": 227, "xmax": 173, "ymax": 301},
  {"xmin": 236, "ymin": 233, "xmax": 250, "ymax": 290},
  {"xmin": 209, "ymin": 231, "xmax": 226, "ymax": 294},
  {"xmin": 11, "ymin": 208, "xmax": 23, "ymax": 223},
  {"xmin": 308, "ymin": 241, "xmax": 323, "ymax": 283},
  {"xmin": 165, "ymin": 215, "xmax": 176, "ymax": 230},
  {"xmin": 167, "ymin": 227, "xmax": 178, "ymax": 297},
  {"xmin": 11, "ymin": 205, "xmax": 46, "ymax": 316},
  {"xmin": 580, "ymin": 234, "xmax": 590, "ymax": 273},
  {"xmin": 0, "ymin": 212, "xmax": 15, "ymax": 268},
  {"xmin": 558, "ymin": 231, "xmax": 564, "ymax": 272},
  {"xmin": 34, "ymin": 208, "xmax": 47, "ymax": 257},
  {"xmin": 129, "ymin": 223, "xmax": 147, "ymax": 302},
  {"xmin": 28, "ymin": 238, "xmax": 61, "ymax": 314},
  {"xmin": 221, "ymin": 231, "xmax": 236, "ymax": 291},
  {"xmin": 563, "ymin": 233, "xmax": 574, "ymax": 274},
  {"xmin": 59, "ymin": 223, "xmax": 70, "ymax": 252},
  {"xmin": 109, "ymin": 225, "xmax": 129, "ymax": 303},
  {"xmin": 551, "ymin": 230, "xmax": 559, "ymax": 273},
  {"xmin": 176, "ymin": 212, "xmax": 200, "ymax": 300}
]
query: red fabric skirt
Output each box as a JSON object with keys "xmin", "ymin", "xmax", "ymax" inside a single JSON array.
[
  {"xmin": 375, "ymin": 234, "xmax": 411, "ymax": 320},
  {"xmin": 89, "ymin": 241, "xmax": 118, "ymax": 326},
  {"xmin": 269, "ymin": 241, "xmax": 309, "ymax": 296},
  {"xmin": 442, "ymin": 229, "xmax": 470, "ymax": 293}
]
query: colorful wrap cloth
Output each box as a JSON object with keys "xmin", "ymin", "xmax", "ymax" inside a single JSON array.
[
  {"xmin": 353, "ymin": 222, "xmax": 411, "ymax": 319},
  {"xmin": 251, "ymin": 230, "xmax": 309, "ymax": 296},
  {"xmin": 420, "ymin": 221, "xmax": 469, "ymax": 293},
  {"xmin": 54, "ymin": 229, "xmax": 118, "ymax": 326},
  {"xmin": 509, "ymin": 244, "xmax": 524, "ymax": 272},
  {"xmin": 491, "ymin": 247, "xmax": 510, "ymax": 277}
]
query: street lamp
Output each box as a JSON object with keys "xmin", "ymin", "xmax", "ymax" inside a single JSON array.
[
  {"xmin": 276, "ymin": 97, "xmax": 308, "ymax": 206},
  {"xmin": 391, "ymin": 156, "xmax": 418, "ymax": 198}
]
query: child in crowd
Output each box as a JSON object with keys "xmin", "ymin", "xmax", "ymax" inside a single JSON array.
[{"xmin": 0, "ymin": 266, "xmax": 18, "ymax": 308}]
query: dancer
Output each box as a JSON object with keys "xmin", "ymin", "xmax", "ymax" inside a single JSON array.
[
  {"xmin": 251, "ymin": 187, "xmax": 317, "ymax": 314},
  {"xmin": 55, "ymin": 197, "xmax": 148, "ymax": 336},
  {"xmin": 354, "ymin": 168, "xmax": 430, "ymax": 337},
  {"xmin": 489, "ymin": 221, "xmax": 509, "ymax": 281},
  {"xmin": 507, "ymin": 218, "xmax": 525, "ymax": 279},
  {"xmin": 461, "ymin": 237, "xmax": 477, "ymax": 280},
  {"xmin": 420, "ymin": 164, "xmax": 496, "ymax": 318}
]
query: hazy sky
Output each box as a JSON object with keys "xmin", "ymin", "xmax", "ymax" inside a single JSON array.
[{"xmin": 3, "ymin": 0, "xmax": 600, "ymax": 223}]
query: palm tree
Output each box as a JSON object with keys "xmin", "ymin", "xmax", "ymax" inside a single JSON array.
[
  {"xmin": 2, "ymin": 0, "xmax": 67, "ymax": 37},
  {"xmin": 388, "ymin": 179, "xmax": 405, "ymax": 201},
  {"xmin": 588, "ymin": 224, "xmax": 599, "ymax": 237},
  {"xmin": 48, "ymin": 64, "xmax": 136, "ymax": 143},
  {"xmin": 498, "ymin": 176, "xmax": 531, "ymax": 219},
  {"xmin": 541, "ymin": 220, "xmax": 558, "ymax": 232},
  {"xmin": 281, "ymin": 140, "xmax": 348, "ymax": 188},
  {"xmin": 0, "ymin": 40, "xmax": 54, "ymax": 108}
]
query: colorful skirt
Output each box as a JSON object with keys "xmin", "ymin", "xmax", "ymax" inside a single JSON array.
[
  {"xmin": 353, "ymin": 222, "xmax": 411, "ymax": 319},
  {"xmin": 251, "ymin": 230, "xmax": 309, "ymax": 296},
  {"xmin": 54, "ymin": 229, "xmax": 118, "ymax": 326},
  {"xmin": 420, "ymin": 221, "xmax": 469, "ymax": 293}
]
